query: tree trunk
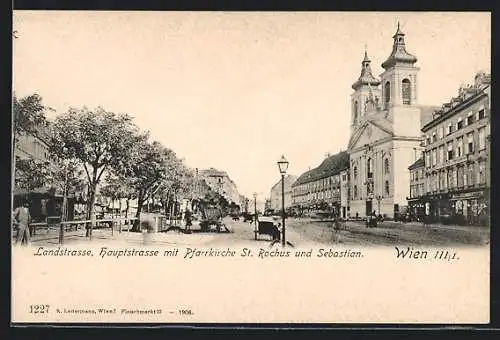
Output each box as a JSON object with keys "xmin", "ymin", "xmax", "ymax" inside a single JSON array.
[
  {"xmin": 125, "ymin": 198, "xmax": 130, "ymax": 221},
  {"xmin": 85, "ymin": 183, "xmax": 97, "ymax": 238},
  {"xmin": 118, "ymin": 196, "xmax": 122, "ymax": 233},
  {"xmin": 165, "ymin": 195, "xmax": 171, "ymax": 218},
  {"xmin": 111, "ymin": 197, "xmax": 114, "ymax": 236}
]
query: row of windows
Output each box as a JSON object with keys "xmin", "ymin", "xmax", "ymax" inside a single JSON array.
[
  {"xmin": 293, "ymin": 187, "xmax": 341, "ymax": 198},
  {"xmin": 352, "ymin": 181, "xmax": 390, "ymax": 200},
  {"xmin": 410, "ymin": 168, "xmax": 425, "ymax": 182},
  {"xmin": 293, "ymin": 177, "xmax": 341, "ymax": 194},
  {"xmin": 423, "ymin": 161, "xmax": 487, "ymax": 194},
  {"xmin": 352, "ymin": 158, "xmax": 390, "ymax": 180},
  {"xmin": 425, "ymin": 127, "xmax": 487, "ymax": 168},
  {"xmin": 425, "ymin": 108, "xmax": 486, "ymax": 146},
  {"xmin": 293, "ymin": 190, "xmax": 342, "ymax": 203},
  {"xmin": 410, "ymin": 183, "xmax": 425, "ymax": 199}
]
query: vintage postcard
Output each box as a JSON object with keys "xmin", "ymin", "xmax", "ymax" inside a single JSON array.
[{"xmin": 11, "ymin": 11, "xmax": 491, "ymax": 324}]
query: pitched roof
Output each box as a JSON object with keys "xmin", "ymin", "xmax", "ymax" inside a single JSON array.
[
  {"xmin": 421, "ymin": 72, "xmax": 490, "ymax": 132},
  {"xmin": 419, "ymin": 105, "xmax": 440, "ymax": 127},
  {"xmin": 408, "ymin": 157, "xmax": 424, "ymax": 170},
  {"xmin": 367, "ymin": 115, "xmax": 394, "ymax": 135},
  {"xmin": 292, "ymin": 151, "xmax": 349, "ymax": 186},
  {"xmin": 271, "ymin": 174, "xmax": 298, "ymax": 191},
  {"xmin": 292, "ymin": 168, "xmax": 316, "ymax": 186}
]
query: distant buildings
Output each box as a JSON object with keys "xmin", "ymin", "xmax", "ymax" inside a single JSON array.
[
  {"xmin": 291, "ymin": 151, "xmax": 348, "ymax": 215},
  {"xmin": 13, "ymin": 122, "xmax": 72, "ymax": 221},
  {"xmin": 198, "ymin": 168, "xmax": 245, "ymax": 208},
  {"xmin": 408, "ymin": 71, "xmax": 491, "ymax": 225},
  {"xmin": 264, "ymin": 198, "xmax": 271, "ymax": 212},
  {"xmin": 14, "ymin": 123, "xmax": 52, "ymax": 163},
  {"xmin": 269, "ymin": 174, "xmax": 297, "ymax": 212}
]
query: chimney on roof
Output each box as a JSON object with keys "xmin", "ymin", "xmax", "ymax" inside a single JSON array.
[{"xmin": 324, "ymin": 153, "xmax": 331, "ymax": 159}]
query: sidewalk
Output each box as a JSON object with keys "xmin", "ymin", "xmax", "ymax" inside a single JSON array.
[
  {"xmin": 342, "ymin": 220, "xmax": 489, "ymax": 246},
  {"xmin": 355, "ymin": 220, "xmax": 490, "ymax": 233},
  {"xmin": 27, "ymin": 228, "xmax": 220, "ymax": 247}
]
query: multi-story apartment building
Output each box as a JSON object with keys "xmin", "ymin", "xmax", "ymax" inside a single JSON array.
[
  {"xmin": 339, "ymin": 168, "xmax": 350, "ymax": 219},
  {"xmin": 291, "ymin": 151, "xmax": 349, "ymax": 215},
  {"xmin": 198, "ymin": 168, "xmax": 244, "ymax": 207},
  {"xmin": 269, "ymin": 174, "xmax": 297, "ymax": 212},
  {"xmin": 415, "ymin": 71, "xmax": 490, "ymax": 225},
  {"xmin": 14, "ymin": 124, "xmax": 52, "ymax": 162},
  {"xmin": 407, "ymin": 157, "xmax": 425, "ymax": 219},
  {"xmin": 13, "ymin": 122, "xmax": 74, "ymax": 221}
]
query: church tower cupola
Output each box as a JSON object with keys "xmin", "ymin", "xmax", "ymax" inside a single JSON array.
[
  {"xmin": 350, "ymin": 47, "xmax": 382, "ymax": 131},
  {"xmin": 381, "ymin": 22, "xmax": 417, "ymax": 70},
  {"xmin": 352, "ymin": 49, "xmax": 381, "ymax": 90}
]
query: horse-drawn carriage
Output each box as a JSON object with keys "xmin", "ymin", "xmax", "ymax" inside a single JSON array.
[
  {"xmin": 254, "ymin": 216, "xmax": 280, "ymax": 241},
  {"xmin": 242, "ymin": 212, "xmax": 254, "ymax": 223},
  {"xmin": 199, "ymin": 205, "xmax": 229, "ymax": 233}
]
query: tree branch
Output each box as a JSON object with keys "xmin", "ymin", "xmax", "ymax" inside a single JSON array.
[
  {"xmin": 96, "ymin": 164, "xmax": 108, "ymax": 183},
  {"xmin": 83, "ymin": 163, "xmax": 92, "ymax": 183}
]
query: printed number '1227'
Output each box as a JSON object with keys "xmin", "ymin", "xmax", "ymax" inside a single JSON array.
[{"xmin": 30, "ymin": 305, "xmax": 50, "ymax": 314}]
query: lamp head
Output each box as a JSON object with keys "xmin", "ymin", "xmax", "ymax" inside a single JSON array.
[{"xmin": 277, "ymin": 155, "xmax": 289, "ymax": 174}]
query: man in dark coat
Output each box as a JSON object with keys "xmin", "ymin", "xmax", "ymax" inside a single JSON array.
[{"xmin": 13, "ymin": 200, "xmax": 31, "ymax": 245}]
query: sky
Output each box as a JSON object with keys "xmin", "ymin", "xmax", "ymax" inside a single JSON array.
[{"xmin": 13, "ymin": 11, "xmax": 490, "ymax": 200}]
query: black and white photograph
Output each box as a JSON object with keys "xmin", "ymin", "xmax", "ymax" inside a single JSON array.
[{"xmin": 11, "ymin": 11, "xmax": 491, "ymax": 324}]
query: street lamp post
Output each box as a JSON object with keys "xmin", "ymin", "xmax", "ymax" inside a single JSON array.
[
  {"xmin": 376, "ymin": 195, "xmax": 382, "ymax": 216},
  {"xmin": 277, "ymin": 155, "xmax": 289, "ymax": 247},
  {"xmin": 253, "ymin": 192, "xmax": 258, "ymax": 239}
]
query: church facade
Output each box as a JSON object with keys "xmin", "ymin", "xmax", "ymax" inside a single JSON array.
[{"xmin": 347, "ymin": 24, "xmax": 434, "ymax": 219}]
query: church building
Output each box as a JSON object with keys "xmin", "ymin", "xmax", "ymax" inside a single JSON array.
[{"xmin": 347, "ymin": 23, "xmax": 435, "ymax": 218}]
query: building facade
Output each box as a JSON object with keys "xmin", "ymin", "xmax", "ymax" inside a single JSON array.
[
  {"xmin": 347, "ymin": 23, "xmax": 436, "ymax": 219},
  {"xmin": 340, "ymin": 168, "xmax": 350, "ymax": 219},
  {"xmin": 269, "ymin": 174, "xmax": 297, "ymax": 212},
  {"xmin": 14, "ymin": 130, "xmax": 51, "ymax": 162},
  {"xmin": 414, "ymin": 71, "xmax": 490, "ymax": 225},
  {"xmin": 198, "ymin": 168, "xmax": 244, "ymax": 208},
  {"xmin": 13, "ymin": 122, "xmax": 76, "ymax": 221},
  {"xmin": 291, "ymin": 151, "xmax": 348, "ymax": 215},
  {"xmin": 407, "ymin": 158, "xmax": 425, "ymax": 219}
]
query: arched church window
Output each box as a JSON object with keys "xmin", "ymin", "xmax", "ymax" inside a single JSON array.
[
  {"xmin": 354, "ymin": 101, "xmax": 359, "ymax": 122},
  {"xmin": 384, "ymin": 158, "xmax": 390, "ymax": 174},
  {"xmin": 402, "ymin": 78, "xmax": 411, "ymax": 105},
  {"xmin": 367, "ymin": 158, "xmax": 373, "ymax": 179},
  {"xmin": 385, "ymin": 180, "xmax": 390, "ymax": 195},
  {"xmin": 353, "ymin": 166, "xmax": 358, "ymax": 179},
  {"xmin": 384, "ymin": 81, "xmax": 391, "ymax": 108}
]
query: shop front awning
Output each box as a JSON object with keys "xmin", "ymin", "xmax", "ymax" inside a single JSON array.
[
  {"xmin": 13, "ymin": 186, "xmax": 53, "ymax": 197},
  {"xmin": 449, "ymin": 191, "xmax": 484, "ymax": 201}
]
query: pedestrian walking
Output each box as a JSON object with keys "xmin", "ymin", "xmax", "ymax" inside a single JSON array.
[
  {"xmin": 13, "ymin": 200, "xmax": 31, "ymax": 246},
  {"xmin": 185, "ymin": 208, "xmax": 192, "ymax": 231}
]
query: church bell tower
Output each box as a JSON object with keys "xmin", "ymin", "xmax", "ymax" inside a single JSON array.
[
  {"xmin": 379, "ymin": 22, "xmax": 421, "ymax": 137},
  {"xmin": 350, "ymin": 48, "xmax": 381, "ymax": 133}
]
